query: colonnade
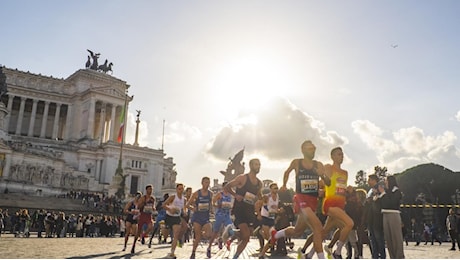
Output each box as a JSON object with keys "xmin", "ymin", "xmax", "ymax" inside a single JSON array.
[
  {"xmin": 92, "ymin": 100, "xmax": 124, "ymax": 144},
  {"xmin": 3, "ymin": 95, "xmax": 124, "ymax": 143}
]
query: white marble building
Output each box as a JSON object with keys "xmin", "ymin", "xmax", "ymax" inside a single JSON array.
[{"xmin": 0, "ymin": 66, "xmax": 176, "ymax": 199}]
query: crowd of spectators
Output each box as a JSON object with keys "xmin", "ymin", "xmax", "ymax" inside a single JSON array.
[
  {"xmin": 58, "ymin": 190, "xmax": 123, "ymax": 214},
  {"xmin": 0, "ymin": 207, "xmax": 123, "ymax": 239}
]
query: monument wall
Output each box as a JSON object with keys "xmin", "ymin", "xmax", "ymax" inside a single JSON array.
[{"xmin": 0, "ymin": 64, "xmax": 177, "ymax": 199}]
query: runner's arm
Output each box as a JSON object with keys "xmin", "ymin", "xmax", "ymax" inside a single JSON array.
[
  {"xmin": 281, "ymin": 160, "xmax": 296, "ymax": 190},
  {"xmin": 320, "ymin": 162, "xmax": 331, "ymax": 186}
]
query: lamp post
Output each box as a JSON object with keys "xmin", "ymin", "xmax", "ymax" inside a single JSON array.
[{"xmin": 456, "ymin": 189, "xmax": 459, "ymax": 209}]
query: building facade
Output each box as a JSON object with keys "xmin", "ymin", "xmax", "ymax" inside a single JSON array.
[{"xmin": 0, "ymin": 66, "xmax": 176, "ymax": 199}]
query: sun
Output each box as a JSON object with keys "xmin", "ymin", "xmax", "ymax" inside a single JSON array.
[{"xmin": 210, "ymin": 55, "xmax": 292, "ymax": 120}]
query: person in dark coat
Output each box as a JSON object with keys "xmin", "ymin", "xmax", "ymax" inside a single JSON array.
[{"xmin": 363, "ymin": 174, "xmax": 385, "ymax": 259}]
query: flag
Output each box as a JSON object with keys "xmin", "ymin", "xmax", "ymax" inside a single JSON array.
[{"xmin": 117, "ymin": 106, "xmax": 125, "ymax": 143}]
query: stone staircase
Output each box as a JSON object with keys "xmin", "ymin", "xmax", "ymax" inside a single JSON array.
[{"xmin": 0, "ymin": 192, "xmax": 102, "ymax": 214}]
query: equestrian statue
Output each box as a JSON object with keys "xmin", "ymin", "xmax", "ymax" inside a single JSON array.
[{"xmin": 85, "ymin": 49, "xmax": 113, "ymax": 74}]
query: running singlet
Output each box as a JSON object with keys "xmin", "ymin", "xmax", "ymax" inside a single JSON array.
[
  {"xmin": 261, "ymin": 194, "xmax": 279, "ymax": 219},
  {"xmin": 235, "ymin": 175, "xmax": 261, "ymax": 206},
  {"xmin": 126, "ymin": 200, "xmax": 139, "ymax": 222},
  {"xmin": 216, "ymin": 192, "xmax": 233, "ymax": 216},
  {"xmin": 141, "ymin": 195, "xmax": 155, "ymax": 215},
  {"xmin": 195, "ymin": 190, "xmax": 211, "ymax": 213},
  {"xmin": 322, "ymin": 169, "xmax": 347, "ymax": 213},
  {"xmin": 296, "ymin": 160, "xmax": 319, "ymax": 196},
  {"xmin": 167, "ymin": 193, "xmax": 185, "ymax": 217}
]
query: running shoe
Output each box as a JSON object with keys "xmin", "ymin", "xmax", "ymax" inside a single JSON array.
[
  {"xmin": 270, "ymin": 228, "xmax": 277, "ymax": 245},
  {"xmin": 122, "ymin": 246, "xmax": 126, "ymax": 251},
  {"xmin": 226, "ymin": 239, "xmax": 232, "ymax": 250},
  {"xmin": 166, "ymin": 253, "xmax": 177, "ymax": 259},
  {"xmin": 178, "ymin": 239, "xmax": 183, "ymax": 248},
  {"xmin": 190, "ymin": 252, "xmax": 196, "ymax": 259},
  {"xmin": 332, "ymin": 252, "xmax": 342, "ymax": 259},
  {"xmin": 218, "ymin": 238, "xmax": 223, "ymax": 249},
  {"xmin": 207, "ymin": 248, "xmax": 211, "ymax": 258},
  {"xmin": 324, "ymin": 245, "xmax": 332, "ymax": 259},
  {"xmin": 297, "ymin": 247, "xmax": 303, "ymax": 259},
  {"xmin": 141, "ymin": 236, "xmax": 145, "ymax": 244}
]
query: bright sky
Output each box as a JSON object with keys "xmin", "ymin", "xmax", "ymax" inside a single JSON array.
[{"xmin": 2, "ymin": 1, "xmax": 460, "ymax": 191}]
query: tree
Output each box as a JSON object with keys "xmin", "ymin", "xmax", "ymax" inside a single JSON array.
[
  {"xmin": 374, "ymin": 165, "xmax": 388, "ymax": 180},
  {"xmin": 355, "ymin": 170, "xmax": 368, "ymax": 189}
]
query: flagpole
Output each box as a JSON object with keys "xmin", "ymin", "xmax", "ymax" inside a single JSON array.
[
  {"xmin": 115, "ymin": 90, "xmax": 128, "ymax": 199},
  {"xmin": 161, "ymin": 119, "xmax": 165, "ymax": 151},
  {"xmin": 118, "ymin": 92, "xmax": 128, "ymax": 164}
]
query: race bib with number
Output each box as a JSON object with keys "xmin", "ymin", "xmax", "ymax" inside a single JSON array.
[
  {"xmin": 269, "ymin": 207, "xmax": 277, "ymax": 218},
  {"xmin": 335, "ymin": 182, "xmax": 347, "ymax": 196},
  {"xmin": 143, "ymin": 204, "xmax": 154, "ymax": 214},
  {"xmin": 300, "ymin": 179, "xmax": 318, "ymax": 193},
  {"xmin": 198, "ymin": 202, "xmax": 209, "ymax": 211},
  {"xmin": 221, "ymin": 201, "xmax": 233, "ymax": 209},
  {"xmin": 243, "ymin": 192, "xmax": 256, "ymax": 205}
]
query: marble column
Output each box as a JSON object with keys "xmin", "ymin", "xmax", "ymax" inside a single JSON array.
[
  {"xmin": 40, "ymin": 101, "xmax": 50, "ymax": 138},
  {"xmin": 28, "ymin": 99, "xmax": 39, "ymax": 137},
  {"xmin": 52, "ymin": 103, "xmax": 61, "ymax": 140},
  {"xmin": 15, "ymin": 97, "xmax": 26, "ymax": 135},
  {"xmin": 64, "ymin": 104, "xmax": 73, "ymax": 140},
  {"xmin": 87, "ymin": 99, "xmax": 96, "ymax": 138},
  {"xmin": 110, "ymin": 105, "xmax": 116, "ymax": 142},
  {"xmin": 98, "ymin": 103, "xmax": 106, "ymax": 144},
  {"xmin": 5, "ymin": 95, "xmax": 14, "ymax": 132}
]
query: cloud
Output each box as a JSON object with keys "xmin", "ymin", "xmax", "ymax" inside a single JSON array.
[
  {"xmin": 352, "ymin": 120, "xmax": 460, "ymax": 173},
  {"xmin": 125, "ymin": 113, "xmax": 202, "ymax": 149},
  {"xmin": 456, "ymin": 111, "xmax": 460, "ymax": 121},
  {"xmin": 206, "ymin": 97, "xmax": 348, "ymax": 162},
  {"xmin": 164, "ymin": 121, "xmax": 203, "ymax": 144},
  {"xmin": 394, "ymin": 127, "xmax": 457, "ymax": 156},
  {"xmin": 351, "ymin": 120, "xmax": 400, "ymax": 162}
]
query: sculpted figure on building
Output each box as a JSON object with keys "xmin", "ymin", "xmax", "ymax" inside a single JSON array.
[
  {"xmin": 0, "ymin": 64, "xmax": 175, "ymax": 199},
  {"xmin": 86, "ymin": 49, "xmax": 113, "ymax": 74},
  {"xmin": 0, "ymin": 67, "xmax": 7, "ymax": 99},
  {"xmin": 7, "ymin": 162, "xmax": 89, "ymax": 190},
  {"xmin": 220, "ymin": 148, "xmax": 245, "ymax": 182}
]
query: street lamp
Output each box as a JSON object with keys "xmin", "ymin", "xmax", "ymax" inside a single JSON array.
[{"xmin": 456, "ymin": 189, "xmax": 459, "ymax": 208}]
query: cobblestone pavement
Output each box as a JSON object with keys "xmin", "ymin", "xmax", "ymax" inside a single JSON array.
[{"xmin": 1, "ymin": 233, "xmax": 459, "ymax": 259}]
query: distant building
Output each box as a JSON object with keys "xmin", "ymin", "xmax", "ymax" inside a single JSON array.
[{"xmin": 0, "ymin": 66, "xmax": 176, "ymax": 199}]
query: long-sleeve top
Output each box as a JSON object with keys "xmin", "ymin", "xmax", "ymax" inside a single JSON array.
[{"xmin": 379, "ymin": 186, "xmax": 402, "ymax": 213}]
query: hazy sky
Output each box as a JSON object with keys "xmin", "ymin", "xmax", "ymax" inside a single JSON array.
[{"xmin": 2, "ymin": 1, "xmax": 460, "ymax": 190}]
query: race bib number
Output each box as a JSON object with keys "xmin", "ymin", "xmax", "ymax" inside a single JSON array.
[
  {"xmin": 243, "ymin": 192, "xmax": 256, "ymax": 205},
  {"xmin": 221, "ymin": 201, "xmax": 233, "ymax": 209},
  {"xmin": 198, "ymin": 202, "xmax": 209, "ymax": 211},
  {"xmin": 168, "ymin": 206, "xmax": 181, "ymax": 215},
  {"xmin": 335, "ymin": 182, "xmax": 347, "ymax": 196},
  {"xmin": 269, "ymin": 206, "xmax": 278, "ymax": 218},
  {"xmin": 300, "ymin": 179, "xmax": 318, "ymax": 193},
  {"xmin": 144, "ymin": 204, "xmax": 154, "ymax": 214}
]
